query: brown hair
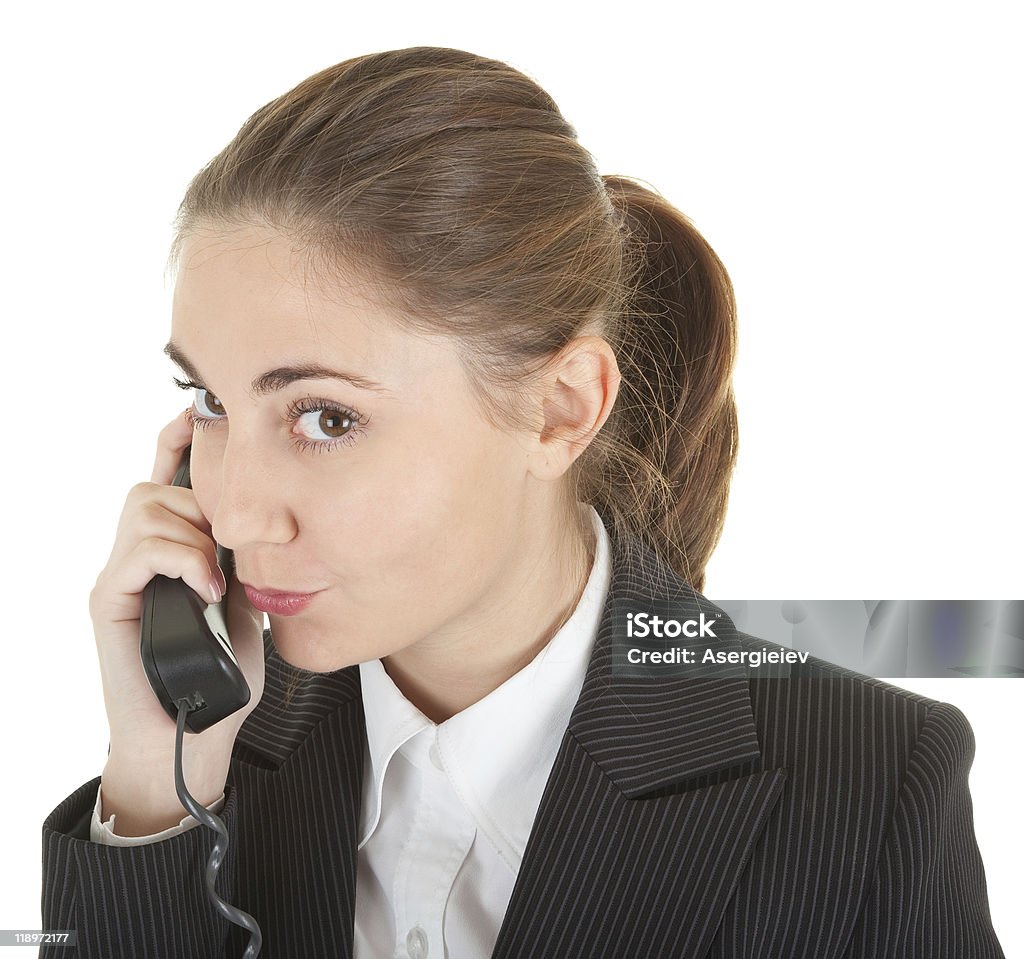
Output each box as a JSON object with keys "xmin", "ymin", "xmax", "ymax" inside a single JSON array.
[{"xmin": 170, "ymin": 45, "xmax": 738, "ymax": 637}]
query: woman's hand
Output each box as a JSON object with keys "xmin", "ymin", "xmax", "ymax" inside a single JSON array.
[{"xmin": 89, "ymin": 409, "xmax": 266, "ymax": 835}]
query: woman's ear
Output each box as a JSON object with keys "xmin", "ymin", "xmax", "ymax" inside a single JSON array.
[{"xmin": 526, "ymin": 335, "xmax": 621, "ymax": 482}]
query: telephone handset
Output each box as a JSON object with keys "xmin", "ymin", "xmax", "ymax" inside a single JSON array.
[{"xmin": 139, "ymin": 444, "xmax": 251, "ymax": 734}]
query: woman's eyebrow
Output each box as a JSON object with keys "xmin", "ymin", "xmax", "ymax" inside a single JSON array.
[{"xmin": 163, "ymin": 341, "xmax": 391, "ymax": 396}]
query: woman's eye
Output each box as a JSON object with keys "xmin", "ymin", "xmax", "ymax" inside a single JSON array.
[
  {"xmin": 174, "ymin": 375, "xmax": 367, "ymax": 452},
  {"xmin": 194, "ymin": 389, "xmax": 226, "ymax": 418},
  {"xmin": 295, "ymin": 408, "xmax": 358, "ymax": 441}
]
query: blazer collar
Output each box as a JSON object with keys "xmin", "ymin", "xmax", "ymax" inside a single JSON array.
[
  {"xmin": 567, "ymin": 531, "xmax": 764, "ymax": 797},
  {"xmin": 490, "ymin": 533, "xmax": 785, "ymax": 958}
]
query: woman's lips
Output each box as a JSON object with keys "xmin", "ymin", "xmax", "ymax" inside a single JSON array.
[{"xmin": 242, "ymin": 584, "xmax": 321, "ymax": 616}]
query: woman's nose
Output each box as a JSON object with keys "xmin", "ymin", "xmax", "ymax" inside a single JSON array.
[{"xmin": 209, "ymin": 443, "xmax": 297, "ymax": 550}]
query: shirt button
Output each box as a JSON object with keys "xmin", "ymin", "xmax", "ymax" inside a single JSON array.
[
  {"xmin": 406, "ymin": 925, "xmax": 429, "ymax": 959},
  {"xmin": 428, "ymin": 741, "xmax": 444, "ymax": 771}
]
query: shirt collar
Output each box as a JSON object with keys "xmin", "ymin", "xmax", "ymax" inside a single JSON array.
[{"xmin": 356, "ymin": 503, "xmax": 612, "ymax": 868}]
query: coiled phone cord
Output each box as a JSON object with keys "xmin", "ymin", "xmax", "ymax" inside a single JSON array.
[{"xmin": 175, "ymin": 700, "xmax": 263, "ymax": 958}]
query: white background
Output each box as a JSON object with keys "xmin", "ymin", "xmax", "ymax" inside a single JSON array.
[{"xmin": 2, "ymin": 1, "xmax": 1020, "ymax": 954}]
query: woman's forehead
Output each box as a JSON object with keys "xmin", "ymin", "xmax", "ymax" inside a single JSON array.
[
  {"xmin": 174, "ymin": 227, "xmax": 360, "ymax": 302},
  {"xmin": 170, "ymin": 224, "xmax": 475, "ymax": 398},
  {"xmin": 174, "ymin": 228, "xmax": 388, "ymax": 337},
  {"xmin": 171, "ymin": 255, "xmax": 468, "ymax": 400}
]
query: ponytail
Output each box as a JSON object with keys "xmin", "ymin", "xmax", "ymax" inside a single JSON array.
[{"xmin": 575, "ymin": 176, "xmax": 739, "ymax": 592}]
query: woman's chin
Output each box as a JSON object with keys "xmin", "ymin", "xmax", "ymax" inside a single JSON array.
[{"xmin": 268, "ymin": 616, "xmax": 366, "ymax": 673}]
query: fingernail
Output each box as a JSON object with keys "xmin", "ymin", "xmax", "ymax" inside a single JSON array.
[
  {"xmin": 208, "ymin": 578, "xmax": 222, "ymax": 604},
  {"xmin": 215, "ymin": 565, "xmax": 228, "ymax": 594}
]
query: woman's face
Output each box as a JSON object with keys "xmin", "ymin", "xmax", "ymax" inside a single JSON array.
[{"xmin": 170, "ymin": 225, "xmax": 543, "ymax": 671}]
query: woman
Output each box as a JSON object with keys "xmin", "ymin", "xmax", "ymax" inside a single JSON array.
[{"xmin": 41, "ymin": 46, "xmax": 1004, "ymax": 957}]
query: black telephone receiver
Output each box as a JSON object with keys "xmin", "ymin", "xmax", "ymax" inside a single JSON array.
[{"xmin": 139, "ymin": 444, "xmax": 251, "ymax": 734}]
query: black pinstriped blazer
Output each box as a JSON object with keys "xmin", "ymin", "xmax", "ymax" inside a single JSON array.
[{"xmin": 41, "ymin": 532, "xmax": 1006, "ymax": 958}]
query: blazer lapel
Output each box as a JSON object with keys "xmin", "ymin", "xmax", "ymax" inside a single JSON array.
[
  {"xmin": 491, "ymin": 535, "xmax": 787, "ymax": 959},
  {"xmin": 234, "ymin": 635, "xmax": 366, "ymax": 957}
]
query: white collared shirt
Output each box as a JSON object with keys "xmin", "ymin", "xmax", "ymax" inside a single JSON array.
[{"xmin": 91, "ymin": 504, "xmax": 612, "ymax": 959}]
